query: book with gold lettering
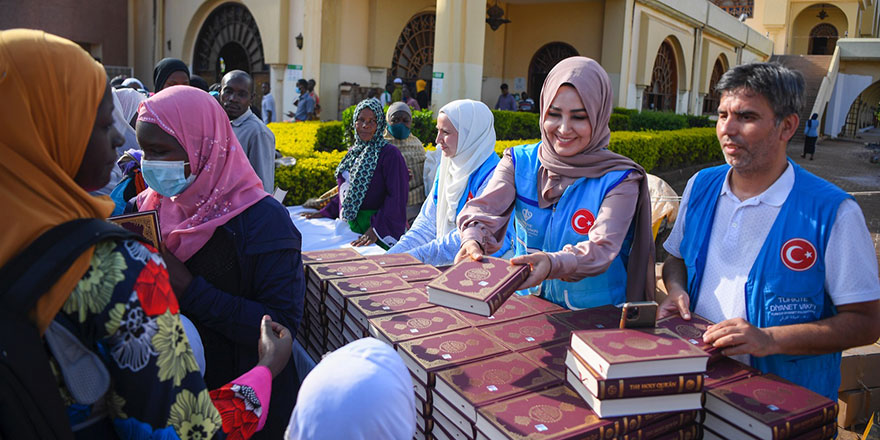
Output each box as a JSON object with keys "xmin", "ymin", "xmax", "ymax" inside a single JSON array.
[
  {"xmin": 565, "ymin": 348, "xmax": 704, "ymax": 400},
  {"xmin": 551, "ymin": 304, "xmax": 621, "ymax": 331},
  {"xmin": 368, "ymin": 307, "xmax": 467, "ymax": 346},
  {"xmin": 454, "ymin": 293, "xmax": 543, "ymax": 327},
  {"xmin": 481, "ymin": 314, "xmax": 571, "ymax": 352},
  {"xmin": 327, "ymin": 273, "xmax": 410, "ymax": 302},
  {"xmin": 704, "ymin": 374, "xmax": 838, "ymax": 439},
  {"xmin": 347, "ymin": 288, "xmax": 434, "ymax": 328},
  {"xmin": 434, "ymin": 352, "xmax": 562, "ymax": 423},
  {"xmin": 384, "ymin": 264, "xmax": 443, "ymax": 282},
  {"xmin": 656, "ymin": 312, "xmax": 723, "ymax": 364},
  {"xmin": 621, "ymin": 421, "xmax": 702, "ymax": 440},
  {"xmin": 426, "ymin": 256, "xmax": 530, "ymax": 317},
  {"xmin": 365, "ymin": 253, "xmax": 422, "ymax": 267},
  {"xmin": 517, "ymin": 294, "xmax": 565, "ymax": 313},
  {"xmin": 704, "ymin": 356, "xmax": 761, "ymax": 391},
  {"xmin": 566, "ymin": 367, "xmax": 703, "ymax": 417},
  {"xmin": 310, "ymin": 259, "xmax": 386, "ymax": 283},
  {"xmin": 570, "ymin": 328, "xmax": 709, "ymax": 379},
  {"xmin": 108, "ymin": 210, "xmax": 161, "ymax": 249},
  {"xmin": 301, "ymin": 248, "xmax": 364, "ymax": 265},
  {"xmin": 397, "ymin": 326, "xmax": 509, "ymax": 385},
  {"xmin": 521, "ymin": 342, "xmax": 569, "ymax": 379},
  {"xmin": 475, "ymin": 385, "xmax": 618, "ymax": 439}
]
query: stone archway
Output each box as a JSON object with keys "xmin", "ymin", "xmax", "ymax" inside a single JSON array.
[
  {"xmin": 528, "ymin": 42, "xmax": 579, "ymax": 102},
  {"xmin": 390, "ymin": 12, "xmax": 436, "ymax": 84},
  {"xmin": 643, "ymin": 40, "xmax": 678, "ymax": 112},
  {"xmin": 809, "ymin": 23, "xmax": 838, "ymax": 55},
  {"xmin": 702, "ymin": 57, "xmax": 727, "ymax": 114},
  {"xmin": 193, "ymin": 3, "xmax": 266, "ymax": 83}
]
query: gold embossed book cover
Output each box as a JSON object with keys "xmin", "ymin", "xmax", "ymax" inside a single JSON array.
[
  {"xmin": 426, "ymin": 256, "xmax": 530, "ymax": 316},
  {"xmin": 108, "ymin": 210, "xmax": 161, "ymax": 249}
]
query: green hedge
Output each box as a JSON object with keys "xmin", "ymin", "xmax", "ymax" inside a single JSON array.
[
  {"xmin": 315, "ymin": 121, "xmax": 345, "ymax": 152},
  {"xmin": 275, "ymin": 127, "xmax": 720, "ymax": 205},
  {"xmin": 609, "ymin": 113, "xmax": 630, "ymax": 131},
  {"xmin": 629, "ymin": 111, "xmax": 689, "ymax": 131}
]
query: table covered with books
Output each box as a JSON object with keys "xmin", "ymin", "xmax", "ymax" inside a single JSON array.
[{"xmin": 299, "ymin": 249, "xmax": 840, "ymax": 440}]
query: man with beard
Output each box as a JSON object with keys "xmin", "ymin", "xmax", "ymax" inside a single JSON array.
[
  {"xmin": 658, "ymin": 62, "xmax": 880, "ymax": 401},
  {"xmin": 221, "ymin": 70, "xmax": 276, "ymax": 192}
]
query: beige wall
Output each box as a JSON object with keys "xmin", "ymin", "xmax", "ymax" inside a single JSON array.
[
  {"xmin": 367, "ymin": 0, "xmax": 435, "ymax": 69},
  {"xmin": 789, "ymin": 2, "xmax": 849, "ymax": 55},
  {"xmin": 699, "ymin": 35, "xmax": 734, "ymax": 94}
]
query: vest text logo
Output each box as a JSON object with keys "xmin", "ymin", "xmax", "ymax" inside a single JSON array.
[
  {"xmin": 780, "ymin": 238, "xmax": 817, "ymax": 271},
  {"xmin": 571, "ymin": 209, "xmax": 595, "ymax": 235}
]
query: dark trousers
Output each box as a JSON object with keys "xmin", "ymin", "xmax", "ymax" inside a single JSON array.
[{"xmin": 803, "ymin": 136, "xmax": 817, "ymax": 156}]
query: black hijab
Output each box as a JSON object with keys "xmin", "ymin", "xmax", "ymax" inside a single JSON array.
[{"xmin": 153, "ymin": 58, "xmax": 189, "ymax": 92}]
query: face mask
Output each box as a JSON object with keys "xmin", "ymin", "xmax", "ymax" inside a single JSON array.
[
  {"xmin": 296, "ymin": 87, "xmax": 302, "ymax": 94},
  {"xmin": 388, "ymin": 123, "xmax": 411, "ymax": 140},
  {"xmin": 141, "ymin": 159, "xmax": 196, "ymax": 197}
]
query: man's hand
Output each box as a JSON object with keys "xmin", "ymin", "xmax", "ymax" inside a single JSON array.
[
  {"xmin": 454, "ymin": 240, "xmax": 484, "ymax": 264},
  {"xmin": 657, "ymin": 288, "xmax": 691, "ymax": 320},
  {"xmin": 703, "ymin": 318, "xmax": 778, "ymax": 358},
  {"xmin": 510, "ymin": 252, "xmax": 551, "ymax": 290},
  {"xmin": 257, "ymin": 315, "xmax": 293, "ymax": 378},
  {"xmin": 351, "ymin": 228, "xmax": 378, "ymax": 247},
  {"xmin": 160, "ymin": 246, "xmax": 193, "ymax": 299}
]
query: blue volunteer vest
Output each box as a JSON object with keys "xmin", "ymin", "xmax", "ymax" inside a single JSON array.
[
  {"xmin": 679, "ymin": 161, "xmax": 851, "ymax": 400},
  {"xmin": 511, "ymin": 142, "xmax": 632, "ymax": 309},
  {"xmin": 433, "ymin": 152, "xmax": 513, "ymax": 257}
]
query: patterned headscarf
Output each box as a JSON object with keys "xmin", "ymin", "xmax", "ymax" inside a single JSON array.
[{"xmin": 336, "ymin": 99, "xmax": 388, "ymax": 222}]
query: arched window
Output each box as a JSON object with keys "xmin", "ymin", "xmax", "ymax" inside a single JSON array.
[
  {"xmin": 193, "ymin": 3, "xmax": 266, "ymax": 83},
  {"xmin": 390, "ymin": 12, "xmax": 436, "ymax": 83},
  {"xmin": 528, "ymin": 42, "xmax": 579, "ymax": 101},
  {"xmin": 643, "ymin": 41, "xmax": 678, "ymax": 112},
  {"xmin": 809, "ymin": 23, "xmax": 838, "ymax": 55},
  {"xmin": 703, "ymin": 58, "xmax": 726, "ymax": 114}
]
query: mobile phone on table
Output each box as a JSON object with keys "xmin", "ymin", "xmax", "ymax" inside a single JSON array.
[{"xmin": 619, "ymin": 301, "xmax": 658, "ymax": 328}]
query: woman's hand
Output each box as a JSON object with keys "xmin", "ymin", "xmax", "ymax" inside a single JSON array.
[
  {"xmin": 454, "ymin": 240, "xmax": 484, "ymax": 264},
  {"xmin": 351, "ymin": 228, "xmax": 378, "ymax": 247},
  {"xmin": 510, "ymin": 252, "xmax": 552, "ymax": 290},
  {"xmin": 257, "ymin": 315, "xmax": 293, "ymax": 378},
  {"xmin": 301, "ymin": 211, "xmax": 325, "ymax": 219},
  {"xmin": 161, "ymin": 246, "xmax": 193, "ymax": 299}
]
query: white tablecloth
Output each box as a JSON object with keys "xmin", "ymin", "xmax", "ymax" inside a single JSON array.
[{"xmin": 287, "ymin": 206, "xmax": 384, "ymax": 255}]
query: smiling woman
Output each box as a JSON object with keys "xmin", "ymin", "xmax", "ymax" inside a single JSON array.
[{"xmin": 455, "ymin": 56, "xmax": 657, "ymax": 310}]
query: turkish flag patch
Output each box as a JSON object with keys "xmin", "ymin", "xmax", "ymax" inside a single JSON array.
[
  {"xmin": 571, "ymin": 209, "xmax": 595, "ymax": 235},
  {"xmin": 780, "ymin": 238, "xmax": 817, "ymax": 271}
]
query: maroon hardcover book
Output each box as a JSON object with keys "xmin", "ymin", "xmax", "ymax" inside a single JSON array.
[
  {"xmin": 704, "ymin": 356, "xmax": 761, "ymax": 390},
  {"xmin": 656, "ymin": 313, "xmax": 722, "ymax": 363},
  {"xmin": 482, "ymin": 314, "xmax": 571, "ymax": 352},
  {"xmin": 397, "ymin": 326, "xmax": 509, "ymax": 385},
  {"xmin": 521, "ymin": 342, "xmax": 569, "ymax": 379},
  {"xmin": 550, "ymin": 304, "xmax": 621, "ymax": 331},
  {"xmin": 704, "ymin": 375, "xmax": 839, "ymax": 439},
  {"xmin": 426, "ymin": 256, "xmax": 530, "ymax": 317},
  {"xmin": 454, "ymin": 293, "xmax": 543, "ymax": 327},
  {"xmin": 516, "ymin": 294, "xmax": 565, "ymax": 313},
  {"xmin": 435, "ymin": 352, "xmax": 562, "ymax": 422},
  {"xmin": 327, "ymin": 273, "xmax": 410, "ymax": 298},
  {"xmin": 623, "ymin": 423, "xmax": 701, "ymax": 440},
  {"xmin": 365, "ymin": 253, "xmax": 422, "ymax": 267},
  {"xmin": 368, "ymin": 307, "xmax": 468, "ymax": 346},
  {"xmin": 570, "ymin": 328, "xmax": 709, "ymax": 379},
  {"xmin": 310, "ymin": 259, "xmax": 386, "ymax": 282},
  {"xmin": 301, "ymin": 248, "xmax": 364, "ymax": 265},
  {"xmin": 566, "ymin": 348, "xmax": 704, "ymax": 399},
  {"xmin": 475, "ymin": 385, "xmax": 618, "ymax": 439},
  {"xmin": 407, "ymin": 280, "xmax": 431, "ymax": 292},
  {"xmin": 618, "ymin": 410, "xmax": 701, "ymax": 440},
  {"xmin": 347, "ymin": 288, "xmax": 434, "ymax": 328},
  {"xmin": 384, "ymin": 264, "xmax": 443, "ymax": 282}
]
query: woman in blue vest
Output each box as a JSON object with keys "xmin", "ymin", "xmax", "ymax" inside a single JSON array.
[
  {"xmin": 456, "ymin": 57, "xmax": 655, "ymax": 309},
  {"xmin": 387, "ymin": 99, "xmax": 512, "ymax": 265}
]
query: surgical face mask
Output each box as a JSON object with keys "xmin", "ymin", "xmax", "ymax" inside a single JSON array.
[
  {"xmin": 141, "ymin": 159, "xmax": 196, "ymax": 197},
  {"xmin": 296, "ymin": 87, "xmax": 302, "ymax": 94},
  {"xmin": 388, "ymin": 123, "xmax": 411, "ymax": 140}
]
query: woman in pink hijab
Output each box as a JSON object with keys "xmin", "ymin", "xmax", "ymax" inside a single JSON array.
[
  {"xmin": 456, "ymin": 56, "xmax": 655, "ymax": 309},
  {"xmin": 135, "ymin": 85, "xmax": 304, "ymax": 438}
]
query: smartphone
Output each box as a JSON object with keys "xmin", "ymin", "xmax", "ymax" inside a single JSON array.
[{"xmin": 619, "ymin": 301, "xmax": 659, "ymax": 329}]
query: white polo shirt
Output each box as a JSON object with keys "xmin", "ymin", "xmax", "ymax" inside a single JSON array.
[{"xmin": 665, "ymin": 163, "xmax": 880, "ymax": 328}]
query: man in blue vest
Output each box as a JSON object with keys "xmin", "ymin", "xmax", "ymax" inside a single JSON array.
[{"xmin": 658, "ymin": 62, "xmax": 880, "ymax": 400}]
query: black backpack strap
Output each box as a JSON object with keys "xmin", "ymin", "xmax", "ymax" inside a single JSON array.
[{"xmin": 0, "ymin": 219, "xmax": 142, "ymax": 312}]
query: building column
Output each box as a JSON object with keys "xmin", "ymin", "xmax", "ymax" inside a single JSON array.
[
  {"xmin": 688, "ymin": 27, "xmax": 703, "ymax": 115},
  {"xmin": 431, "ymin": 0, "xmax": 487, "ymax": 112},
  {"xmin": 696, "ymin": 93, "xmax": 706, "ymax": 116},
  {"xmin": 601, "ymin": 0, "xmax": 636, "ymax": 108},
  {"xmin": 635, "ymin": 85, "xmax": 646, "ymax": 110}
]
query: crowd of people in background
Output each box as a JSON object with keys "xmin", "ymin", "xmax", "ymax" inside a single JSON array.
[{"xmin": 2, "ymin": 26, "xmax": 879, "ymax": 440}]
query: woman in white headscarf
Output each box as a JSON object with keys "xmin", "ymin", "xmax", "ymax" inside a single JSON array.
[
  {"xmin": 285, "ymin": 338, "xmax": 416, "ymax": 440},
  {"xmin": 92, "ymin": 88, "xmax": 147, "ymax": 197},
  {"xmin": 387, "ymin": 99, "xmax": 512, "ymax": 266}
]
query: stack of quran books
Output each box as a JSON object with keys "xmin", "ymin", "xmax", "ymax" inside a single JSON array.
[
  {"xmin": 565, "ymin": 328, "xmax": 709, "ymax": 419},
  {"xmin": 703, "ymin": 374, "xmax": 839, "ymax": 439}
]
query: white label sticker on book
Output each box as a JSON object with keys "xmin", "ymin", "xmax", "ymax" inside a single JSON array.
[
  {"xmin": 525, "ymin": 337, "xmax": 535, "ymax": 342},
  {"xmin": 410, "ymin": 329, "xmax": 419, "ymax": 333},
  {"xmin": 336, "ymin": 272, "xmax": 343, "ymax": 276},
  {"xmin": 486, "ymin": 385, "xmax": 498, "ymax": 392},
  {"xmin": 596, "ymin": 324, "xmax": 605, "ymax": 328},
  {"xmin": 535, "ymin": 424, "xmax": 548, "ymax": 432},
  {"xmin": 442, "ymin": 354, "xmax": 452, "ymax": 360},
  {"xmin": 382, "ymin": 306, "xmax": 391, "ymax": 310},
  {"xmin": 479, "ymin": 281, "xmax": 489, "ymax": 286},
  {"xmin": 767, "ymin": 405, "xmax": 779, "ymax": 411},
  {"xmin": 689, "ymin": 338, "xmax": 699, "ymax": 345},
  {"xmin": 402, "ymin": 275, "xmax": 409, "ymax": 279}
]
